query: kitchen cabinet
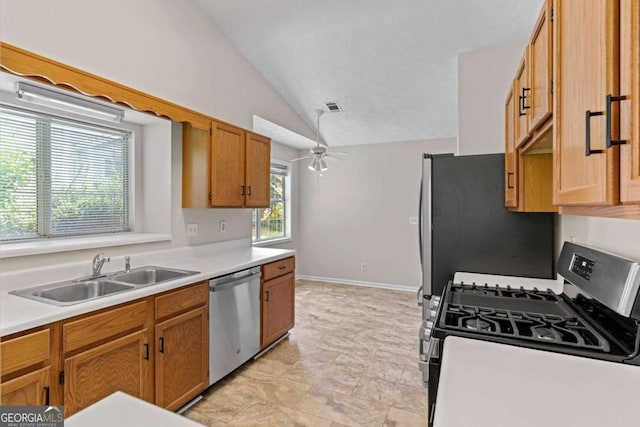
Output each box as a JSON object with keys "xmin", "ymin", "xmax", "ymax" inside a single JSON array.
[
  {"xmin": 553, "ymin": 0, "xmax": 619, "ymax": 206},
  {"xmin": 503, "ymin": 0, "xmax": 555, "ymax": 212},
  {"xmin": 245, "ymin": 132, "xmax": 271, "ymax": 207},
  {"xmin": 261, "ymin": 257, "xmax": 296, "ymax": 349},
  {"xmin": 64, "ymin": 330, "xmax": 150, "ymax": 416},
  {"xmin": 61, "ymin": 300, "xmax": 151, "ymax": 416},
  {"xmin": 1, "ymin": 367, "xmax": 51, "ymax": 406},
  {"xmin": 553, "ymin": 0, "xmax": 640, "ymax": 218},
  {"xmin": 528, "ymin": 0, "xmax": 553, "ymax": 132},
  {"xmin": 0, "ymin": 327, "xmax": 53, "ymax": 406},
  {"xmin": 182, "ymin": 122, "xmax": 271, "ymax": 209},
  {"xmin": 505, "ymin": 84, "xmax": 518, "ymax": 208},
  {"xmin": 515, "ymin": 49, "xmax": 530, "ymax": 147},
  {"xmin": 154, "ymin": 282, "xmax": 209, "ymax": 411}
]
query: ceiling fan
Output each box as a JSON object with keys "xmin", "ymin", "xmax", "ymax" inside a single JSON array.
[{"xmin": 291, "ymin": 109, "xmax": 347, "ymax": 175}]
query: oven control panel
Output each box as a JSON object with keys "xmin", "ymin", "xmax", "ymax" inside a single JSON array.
[{"xmin": 571, "ymin": 254, "xmax": 595, "ymax": 280}]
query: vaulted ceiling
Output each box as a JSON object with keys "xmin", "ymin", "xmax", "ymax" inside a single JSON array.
[{"xmin": 195, "ymin": 0, "xmax": 543, "ymax": 147}]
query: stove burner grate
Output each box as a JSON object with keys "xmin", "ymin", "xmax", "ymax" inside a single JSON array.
[{"xmin": 443, "ymin": 304, "xmax": 610, "ymax": 352}]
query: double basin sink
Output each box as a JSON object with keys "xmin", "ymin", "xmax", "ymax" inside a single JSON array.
[{"xmin": 10, "ymin": 266, "xmax": 199, "ymax": 307}]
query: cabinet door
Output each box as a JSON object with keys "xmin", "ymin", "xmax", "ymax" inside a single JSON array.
[
  {"xmin": 182, "ymin": 123, "xmax": 211, "ymax": 208},
  {"xmin": 529, "ymin": 0, "xmax": 553, "ymax": 132},
  {"xmin": 211, "ymin": 122, "xmax": 245, "ymax": 207},
  {"xmin": 1, "ymin": 367, "xmax": 51, "ymax": 406},
  {"xmin": 515, "ymin": 49, "xmax": 531, "ymax": 147},
  {"xmin": 553, "ymin": 0, "xmax": 620, "ymax": 205},
  {"xmin": 64, "ymin": 330, "xmax": 150, "ymax": 416},
  {"xmin": 505, "ymin": 83, "xmax": 518, "ymax": 208},
  {"xmin": 155, "ymin": 306, "xmax": 208, "ymax": 411},
  {"xmin": 245, "ymin": 132, "xmax": 271, "ymax": 208},
  {"xmin": 620, "ymin": 0, "xmax": 640, "ymax": 202},
  {"xmin": 261, "ymin": 272, "xmax": 295, "ymax": 348}
]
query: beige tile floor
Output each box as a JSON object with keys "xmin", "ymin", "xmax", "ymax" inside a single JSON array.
[{"xmin": 183, "ymin": 279, "xmax": 427, "ymax": 426}]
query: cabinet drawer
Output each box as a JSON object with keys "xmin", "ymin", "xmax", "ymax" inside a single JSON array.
[
  {"xmin": 63, "ymin": 301, "xmax": 147, "ymax": 354},
  {"xmin": 1, "ymin": 329, "xmax": 50, "ymax": 376},
  {"xmin": 155, "ymin": 282, "xmax": 208, "ymax": 321},
  {"xmin": 262, "ymin": 257, "xmax": 295, "ymax": 281}
]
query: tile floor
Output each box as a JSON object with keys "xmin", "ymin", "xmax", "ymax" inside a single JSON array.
[{"xmin": 183, "ymin": 279, "xmax": 427, "ymax": 426}]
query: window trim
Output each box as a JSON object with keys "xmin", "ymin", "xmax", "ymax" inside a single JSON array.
[{"xmin": 252, "ymin": 159, "xmax": 291, "ymax": 245}]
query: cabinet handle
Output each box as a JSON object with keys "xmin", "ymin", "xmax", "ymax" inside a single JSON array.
[
  {"xmin": 44, "ymin": 386, "xmax": 50, "ymax": 406},
  {"xmin": 247, "ymin": 186, "xmax": 252, "ymax": 196},
  {"xmin": 240, "ymin": 185, "xmax": 245, "ymax": 196},
  {"xmin": 278, "ymin": 265, "xmax": 287, "ymax": 270},
  {"xmin": 265, "ymin": 291, "xmax": 270, "ymax": 302},
  {"xmin": 585, "ymin": 110, "xmax": 604, "ymax": 156},
  {"xmin": 519, "ymin": 88, "xmax": 531, "ymax": 116},
  {"xmin": 144, "ymin": 343, "xmax": 149, "ymax": 360},
  {"xmin": 159, "ymin": 337, "xmax": 165, "ymax": 353},
  {"xmin": 606, "ymin": 94, "xmax": 629, "ymax": 148},
  {"xmin": 507, "ymin": 172, "xmax": 515, "ymax": 189}
]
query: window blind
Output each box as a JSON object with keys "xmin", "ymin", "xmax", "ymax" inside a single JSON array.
[{"xmin": 0, "ymin": 106, "xmax": 130, "ymax": 241}]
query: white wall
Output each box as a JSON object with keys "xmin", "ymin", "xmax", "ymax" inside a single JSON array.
[
  {"xmin": 296, "ymin": 137, "xmax": 456, "ymax": 290},
  {"xmin": 458, "ymin": 44, "xmax": 524, "ymax": 155},
  {"xmin": 559, "ymin": 215, "xmax": 640, "ymax": 261},
  {"xmin": 0, "ymin": 0, "xmax": 313, "ymax": 272}
]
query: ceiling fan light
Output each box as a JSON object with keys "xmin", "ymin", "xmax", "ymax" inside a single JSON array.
[
  {"xmin": 308, "ymin": 156, "xmax": 320, "ymax": 171},
  {"xmin": 320, "ymin": 158, "xmax": 328, "ymax": 171}
]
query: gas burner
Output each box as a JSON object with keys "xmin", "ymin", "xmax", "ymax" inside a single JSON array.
[
  {"xmin": 535, "ymin": 327, "xmax": 555, "ymax": 341},
  {"xmin": 464, "ymin": 318, "xmax": 491, "ymax": 331},
  {"xmin": 442, "ymin": 303, "xmax": 610, "ymax": 352}
]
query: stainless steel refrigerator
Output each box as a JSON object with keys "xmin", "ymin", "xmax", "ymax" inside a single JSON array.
[{"xmin": 419, "ymin": 153, "xmax": 554, "ymax": 299}]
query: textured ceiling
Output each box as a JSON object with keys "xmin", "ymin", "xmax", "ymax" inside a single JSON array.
[{"xmin": 196, "ymin": 0, "xmax": 543, "ymax": 147}]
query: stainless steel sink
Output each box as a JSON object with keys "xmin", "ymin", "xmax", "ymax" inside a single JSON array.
[
  {"xmin": 9, "ymin": 266, "xmax": 199, "ymax": 306},
  {"xmin": 111, "ymin": 266, "xmax": 198, "ymax": 286},
  {"xmin": 11, "ymin": 280, "xmax": 134, "ymax": 306}
]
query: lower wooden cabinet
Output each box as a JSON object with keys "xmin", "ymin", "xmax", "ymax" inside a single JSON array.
[
  {"xmin": 261, "ymin": 272, "xmax": 295, "ymax": 348},
  {"xmin": 64, "ymin": 330, "xmax": 150, "ymax": 416},
  {"xmin": 155, "ymin": 306, "xmax": 208, "ymax": 411},
  {"xmin": 1, "ymin": 367, "xmax": 51, "ymax": 406}
]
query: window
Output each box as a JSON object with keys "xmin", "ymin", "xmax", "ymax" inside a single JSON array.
[
  {"xmin": 252, "ymin": 162, "xmax": 290, "ymax": 243},
  {"xmin": 0, "ymin": 105, "xmax": 131, "ymax": 241}
]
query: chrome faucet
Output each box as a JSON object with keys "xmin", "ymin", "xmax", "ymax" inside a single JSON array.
[
  {"xmin": 124, "ymin": 256, "xmax": 131, "ymax": 273},
  {"xmin": 91, "ymin": 253, "xmax": 110, "ymax": 278}
]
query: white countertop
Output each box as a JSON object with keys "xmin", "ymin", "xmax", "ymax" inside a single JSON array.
[
  {"xmin": 0, "ymin": 239, "xmax": 294, "ymax": 336},
  {"xmin": 433, "ymin": 336, "xmax": 640, "ymax": 427},
  {"xmin": 66, "ymin": 392, "xmax": 203, "ymax": 427}
]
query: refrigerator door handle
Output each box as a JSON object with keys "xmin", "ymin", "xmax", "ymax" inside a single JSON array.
[{"xmin": 418, "ymin": 171, "xmax": 423, "ymax": 270}]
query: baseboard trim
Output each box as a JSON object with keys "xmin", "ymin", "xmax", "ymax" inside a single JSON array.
[{"xmin": 295, "ymin": 274, "xmax": 418, "ymax": 292}]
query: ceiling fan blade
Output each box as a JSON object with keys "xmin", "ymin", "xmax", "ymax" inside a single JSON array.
[
  {"xmin": 329, "ymin": 151, "xmax": 349, "ymax": 155},
  {"xmin": 290, "ymin": 155, "xmax": 313, "ymax": 162},
  {"xmin": 324, "ymin": 154, "xmax": 342, "ymax": 160}
]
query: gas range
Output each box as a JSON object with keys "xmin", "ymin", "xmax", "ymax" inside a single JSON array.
[{"xmin": 419, "ymin": 242, "xmax": 640, "ymax": 427}]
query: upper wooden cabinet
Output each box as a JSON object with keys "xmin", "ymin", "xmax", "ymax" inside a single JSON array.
[
  {"xmin": 245, "ymin": 132, "xmax": 271, "ymax": 208},
  {"xmin": 182, "ymin": 122, "xmax": 271, "ymax": 209},
  {"xmin": 515, "ymin": 49, "xmax": 531, "ymax": 147},
  {"xmin": 529, "ymin": 0, "xmax": 554, "ymax": 132},
  {"xmin": 551, "ymin": 0, "xmax": 640, "ymax": 218},
  {"xmin": 553, "ymin": 0, "xmax": 620, "ymax": 206},
  {"xmin": 619, "ymin": 0, "xmax": 640, "ymax": 203},
  {"xmin": 505, "ymin": 84, "xmax": 518, "ymax": 208}
]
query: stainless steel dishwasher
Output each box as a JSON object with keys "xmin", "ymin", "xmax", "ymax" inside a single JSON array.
[{"xmin": 208, "ymin": 266, "xmax": 261, "ymax": 385}]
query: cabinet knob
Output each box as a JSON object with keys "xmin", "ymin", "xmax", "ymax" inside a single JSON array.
[
  {"xmin": 265, "ymin": 290, "xmax": 270, "ymax": 302},
  {"xmin": 159, "ymin": 337, "xmax": 165, "ymax": 353}
]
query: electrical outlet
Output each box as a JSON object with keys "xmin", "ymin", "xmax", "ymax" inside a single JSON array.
[
  {"xmin": 187, "ymin": 223, "xmax": 198, "ymax": 237},
  {"xmin": 220, "ymin": 220, "xmax": 227, "ymax": 233},
  {"xmin": 409, "ymin": 216, "xmax": 418, "ymax": 225},
  {"xmin": 361, "ymin": 262, "xmax": 367, "ymax": 271}
]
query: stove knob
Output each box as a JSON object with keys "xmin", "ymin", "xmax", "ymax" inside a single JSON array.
[
  {"xmin": 426, "ymin": 320, "xmax": 434, "ymax": 330},
  {"xmin": 431, "ymin": 297, "xmax": 441, "ymax": 308},
  {"xmin": 428, "ymin": 309, "xmax": 437, "ymax": 319}
]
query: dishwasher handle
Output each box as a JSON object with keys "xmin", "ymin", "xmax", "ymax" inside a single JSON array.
[{"xmin": 209, "ymin": 267, "xmax": 261, "ymax": 292}]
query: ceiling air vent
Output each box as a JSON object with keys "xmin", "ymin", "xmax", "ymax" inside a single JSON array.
[{"xmin": 324, "ymin": 101, "xmax": 342, "ymax": 113}]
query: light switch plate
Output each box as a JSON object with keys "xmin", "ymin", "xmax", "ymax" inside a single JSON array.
[
  {"xmin": 220, "ymin": 220, "xmax": 227, "ymax": 233},
  {"xmin": 409, "ymin": 216, "xmax": 418, "ymax": 225}
]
